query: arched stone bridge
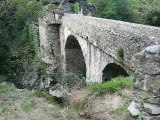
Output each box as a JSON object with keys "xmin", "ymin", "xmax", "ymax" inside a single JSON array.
[{"xmin": 39, "ymin": 13, "xmax": 160, "ymax": 93}]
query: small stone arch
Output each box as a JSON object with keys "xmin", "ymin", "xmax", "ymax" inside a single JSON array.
[
  {"xmin": 102, "ymin": 63, "xmax": 129, "ymax": 81},
  {"xmin": 65, "ymin": 35, "xmax": 86, "ymax": 77}
]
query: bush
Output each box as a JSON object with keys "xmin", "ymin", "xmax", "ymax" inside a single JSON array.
[{"xmin": 90, "ymin": 76, "xmax": 133, "ymax": 93}]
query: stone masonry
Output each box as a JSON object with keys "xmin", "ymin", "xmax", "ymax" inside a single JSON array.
[{"xmin": 39, "ymin": 13, "xmax": 160, "ymax": 93}]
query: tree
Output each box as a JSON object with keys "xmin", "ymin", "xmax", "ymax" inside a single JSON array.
[
  {"xmin": 0, "ymin": 0, "xmax": 43, "ymax": 83},
  {"xmin": 86, "ymin": 0, "xmax": 132, "ymax": 21}
]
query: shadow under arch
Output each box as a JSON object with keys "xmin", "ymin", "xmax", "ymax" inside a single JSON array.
[
  {"xmin": 102, "ymin": 63, "xmax": 129, "ymax": 82},
  {"xmin": 65, "ymin": 35, "xmax": 86, "ymax": 77}
]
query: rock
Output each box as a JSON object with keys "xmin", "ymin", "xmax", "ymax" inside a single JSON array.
[
  {"xmin": 143, "ymin": 102, "xmax": 160, "ymax": 115},
  {"xmin": 145, "ymin": 45, "xmax": 160, "ymax": 55},
  {"xmin": 49, "ymin": 88, "xmax": 67, "ymax": 98},
  {"xmin": 128, "ymin": 101, "xmax": 141, "ymax": 116},
  {"xmin": 144, "ymin": 97, "xmax": 160, "ymax": 105},
  {"xmin": 142, "ymin": 115, "xmax": 160, "ymax": 120}
]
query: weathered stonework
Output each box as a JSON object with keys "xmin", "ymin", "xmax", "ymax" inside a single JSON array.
[{"xmin": 39, "ymin": 13, "xmax": 160, "ymax": 93}]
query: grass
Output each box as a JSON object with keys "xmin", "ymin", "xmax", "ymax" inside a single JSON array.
[
  {"xmin": 0, "ymin": 83, "xmax": 15, "ymax": 93},
  {"xmin": 33, "ymin": 89, "xmax": 55, "ymax": 103},
  {"xmin": 20, "ymin": 99, "xmax": 36, "ymax": 112},
  {"xmin": 66, "ymin": 107, "xmax": 83, "ymax": 120},
  {"xmin": 111, "ymin": 104, "xmax": 131, "ymax": 120},
  {"xmin": 89, "ymin": 76, "xmax": 133, "ymax": 94}
]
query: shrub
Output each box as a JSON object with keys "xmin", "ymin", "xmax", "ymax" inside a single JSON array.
[{"xmin": 89, "ymin": 76, "xmax": 133, "ymax": 93}]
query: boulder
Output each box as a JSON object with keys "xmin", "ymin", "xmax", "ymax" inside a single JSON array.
[
  {"xmin": 143, "ymin": 102, "xmax": 160, "ymax": 115},
  {"xmin": 49, "ymin": 89, "xmax": 66, "ymax": 98},
  {"xmin": 128, "ymin": 101, "xmax": 141, "ymax": 116}
]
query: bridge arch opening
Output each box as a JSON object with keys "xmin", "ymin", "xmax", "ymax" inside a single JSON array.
[
  {"xmin": 65, "ymin": 35, "xmax": 86, "ymax": 77},
  {"xmin": 102, "ymin": 63, "xmax": 129, "ymax": 81}
]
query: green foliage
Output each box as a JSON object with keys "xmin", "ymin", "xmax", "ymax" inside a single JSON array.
[
  {"xmin": 0, "ymin": 0, "xmax": 43, "ymax": 84},
  {"xmin": 87, "ymin": 0, "xmax": 160, "ymax": 26},
  {"xmin": 47, "ymin": 4, "xmax": 58, "ymax": 10},
  {"xmin": 20, "ymin": 99, "xmax": 36, "ymax": 112},
  {"xmin": 87, "ymin": 0, "xmax": 132, "ymax": 21},
  {"xmin": 90, "ymin": 76, "xmax": 133, "ymax": 93},
  {"xmin": 72, "ymin": 2, "xmax": 80, "ymax": 14},
  {"xmin": 116, "ymin": 47, "xmax": 124, "ymax": 59},
  {"xmin": 145, "ymin": 11, "xmax": 160, "ymax": 26},
  {"xmin": 0, "ymin": 75, "xmax": 7, "ymax": 83}
]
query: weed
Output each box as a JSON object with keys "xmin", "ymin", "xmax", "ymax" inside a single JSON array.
[
  {"xmin": 116, "ymin": 47, "xmax": 124, "ymax": 59},
  {"xmin": 89, "ymin": 76, "xmax": 133, "ymax": 94}
]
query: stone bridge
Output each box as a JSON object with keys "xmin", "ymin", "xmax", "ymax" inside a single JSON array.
[{"xmin": 39, "ymin": 13, "xmax": 160, "ymax": 93}]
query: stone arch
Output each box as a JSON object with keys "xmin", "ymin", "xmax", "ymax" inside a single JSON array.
[
  {"xmin": 102, "ymin": 63, "xmax": 129, "ymax": 81},
  {"xmin": 65, "ymin": 35, "xmax": 86, "ymax": 77}
]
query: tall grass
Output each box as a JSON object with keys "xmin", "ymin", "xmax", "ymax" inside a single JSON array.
[{"xmin": 90, "ymin": 76, "xmax": 133, "ymax": 93}]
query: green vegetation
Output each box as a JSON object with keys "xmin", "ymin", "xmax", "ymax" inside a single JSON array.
[
  {"xmin": 116, "ymin": 47, "xmax": 124, "ymax": 59},
  {"xmin": 0, "ymin": 0, "xmax": 43, "ymax": 85},
  {"xmin": 90, "ymin": 76, "xmax": 133, "ymax": 93},
  {"xmin": 87, "ymin": 0, "xmax": 160, "ymax": 26},
  {"xmin": 0, "ymin": 83, "xmax": 15, "ymax": 93},
  {"xmin": 21, "ymin": 99, "xmax": 36, "ymax": 112},
  {"xmin": 72, "ymin": 2, "xmax": 81, "ymax": 14},
  {"xmin": 0, "ymin": 75, "xmax": 7, "ymax": 83},
  {"xmin": 87, "ymin": 0, "xmax": 132, "ymax": 21}
]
